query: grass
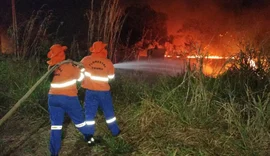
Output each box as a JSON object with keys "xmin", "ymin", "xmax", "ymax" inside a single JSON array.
[
  {"xmin": 86, "ymin": 0, "xmax": 125, "ymax": 61},
  {"xmin": 0, "ymin": 57, "xmax": 49, "ymax": 116},
  {"xmin": 0, "ymin": 53, "xmax": 269, "ymax": 155},
  {"xmin": 110, "ymin": 62, "xmax": 270, "ymax": 155}
]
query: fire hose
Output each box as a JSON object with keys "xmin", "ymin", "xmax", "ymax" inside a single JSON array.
[{"xmin": 0, "ymin": 59, "xmax": 83, "ymax": 127}]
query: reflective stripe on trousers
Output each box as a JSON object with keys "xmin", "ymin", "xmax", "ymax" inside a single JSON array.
[
  {"xmin": 106, "ymin": 117, "xmax": 116, "ymax": 124},
  {"xmin": 85, "ymin": 120, "xmax": 95, "ymax": 125},
  {"xmin": 51, "ymin": 125, "xmax": 63, "ymax": 130},
  {"xmin": 75, "ymin": 122, "xmax": 86, "ymax": 128}
]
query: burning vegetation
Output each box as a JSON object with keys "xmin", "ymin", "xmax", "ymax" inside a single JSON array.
[{"xmin": 0, "ymin": 0, "xmax": 270, "ymax": 155}]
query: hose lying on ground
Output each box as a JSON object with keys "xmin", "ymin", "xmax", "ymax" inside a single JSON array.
[{"xmin": 0, "ymin": 59, "xmax": 83, "ymax": 127}]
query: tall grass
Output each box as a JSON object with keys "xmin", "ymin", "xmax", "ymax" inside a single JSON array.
[
  {"xmin": 0, "ymin": 57, "xmax": 49, "ymax": 118},
  {"xmin": 16, "ymin": 8, "xmax": 53, "ymax": 60},
  {"xmin": 108, "ymin": 47, "xmax": 270, "ymax": 155},
  {"xmin": 86, "ymin": 0, "xmax": 125, "ymax": 61},
  {"xmin": 110, "ymin": 66, "xmax": 270, "ymax": 155},
  {"xmin": 1, "ymin": 46, "xmax": 269, "ymax": 155}
]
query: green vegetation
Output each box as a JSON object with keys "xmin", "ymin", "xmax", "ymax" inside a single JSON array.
[{"xmin": 0, "ymin": 50, "xmax": 269, "ymax": 156}]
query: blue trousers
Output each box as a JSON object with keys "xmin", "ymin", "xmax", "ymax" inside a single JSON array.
[
  {"xmin": 48, "ymin": 94, "xmax": 90, "ymax": 155},
  {"xmin": 84, "ymin": 90, "xmax": 120, "ymax": 136}
]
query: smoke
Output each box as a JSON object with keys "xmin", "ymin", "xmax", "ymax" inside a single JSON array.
[
  {"xmin": 148, "ymin": 0, "xmax": 270, "ymax": 33},
  {"xmin": 123, "ymin": 0, "xmax": 270, "ymax": 55}
]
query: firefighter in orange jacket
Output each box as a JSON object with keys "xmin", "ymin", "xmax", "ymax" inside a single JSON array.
[
  {"xmin": 47, "ymin": 44, "xmax": 93, "ymax": 156},
  {"xmin": 81, "ymin": 41, "xmax": 120, "ymax": 142}
]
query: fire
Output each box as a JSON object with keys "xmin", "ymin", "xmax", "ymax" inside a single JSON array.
[
  {"xmin": 0, "ymin": 33, "xmax": 12, "ymax": 54},
  {"xmin": 186, "ymin": 55, "xmax": 232, "ymax": 59},
  {"xmin": 186, "ymin": 55, "xmax": 234, "ymax": 77}
]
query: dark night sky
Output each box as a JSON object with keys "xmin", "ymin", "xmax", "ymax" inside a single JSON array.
[
  {"xmin": 1, "ymin": 0, "xmax": 269, "ymax": 23},
  {"xmin": 1, "ymin": 0, "xmax": 269, "ymax": 34}
]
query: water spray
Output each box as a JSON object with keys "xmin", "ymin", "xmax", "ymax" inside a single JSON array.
[{"xmin": 113, "ymin": 59, "xmax": 187, "ymax": 75}]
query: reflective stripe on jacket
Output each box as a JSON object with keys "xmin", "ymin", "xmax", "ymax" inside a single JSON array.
[
  {"xmin": 49, "ymin": 63, "xmax": 84, "ymax": 96},
  {"xmin": 81, "ymin": 56, "xmax": 114, "ymax": 91}
]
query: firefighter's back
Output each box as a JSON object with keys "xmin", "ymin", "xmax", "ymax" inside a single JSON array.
[
  {"xmin": 81, "ymin": 56, "xmax": 114, "ymax": 91},
  {"xmin": 49, "ymin": 62, "xmax": 80, "ymax": 96}
]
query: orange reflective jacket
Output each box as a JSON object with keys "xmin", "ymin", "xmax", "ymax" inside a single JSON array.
[
  {"xmin": 81, "ymin": 41, "xmax": 114, "ymax": 91},
  {"xmin": 81, "ymin": 56, "xmax": 114, "ymax": 91},
  {"xmin": 49, "ymin": 63, "xmax": 84, "ymax": 96}
]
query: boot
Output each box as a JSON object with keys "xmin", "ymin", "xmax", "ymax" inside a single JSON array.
[{"xmin": 85, "ymin": 135, "xmax": 95, "ymax": 146}]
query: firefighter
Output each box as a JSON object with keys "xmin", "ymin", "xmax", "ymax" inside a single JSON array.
[
  {"xmin": 81, "ymin": 41, "xmax": 120, "ymax": 144},
  {"xmin": 47, "ymin": 44, "xmax": 93, "ymax": 156}
]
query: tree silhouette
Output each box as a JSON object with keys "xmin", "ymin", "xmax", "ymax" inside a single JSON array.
[{"xmin": 121, "ymin": 4, "xmax": 168, "ymax": 46}]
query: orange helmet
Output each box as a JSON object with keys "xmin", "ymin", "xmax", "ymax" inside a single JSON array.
[
  {"xmin": 89, "ymin": 41, "xmax": 108, "ymax": 58},
  {"xmin": 47, "ymin": 44, "xmax": 68, "ymax": 66}
]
